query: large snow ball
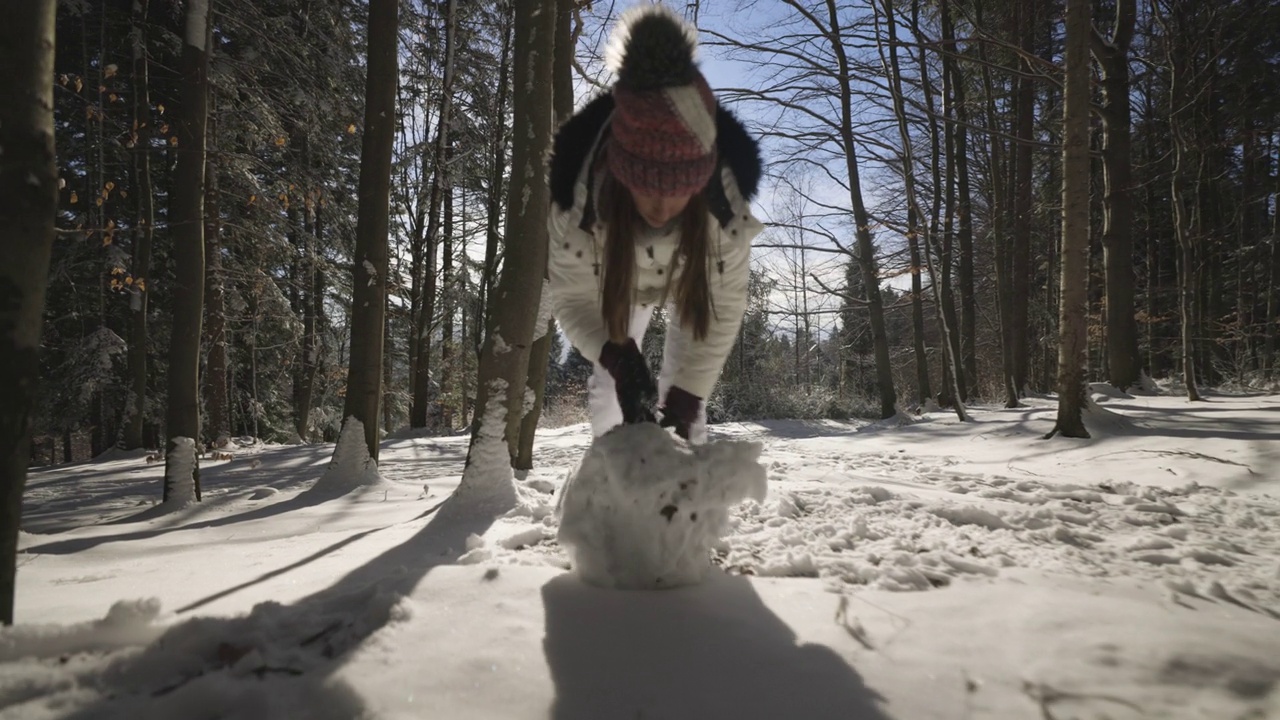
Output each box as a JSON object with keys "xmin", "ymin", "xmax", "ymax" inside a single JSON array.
[{"xmin": 556, "ymin": 423, "xmax": 768, "ymax": 590}]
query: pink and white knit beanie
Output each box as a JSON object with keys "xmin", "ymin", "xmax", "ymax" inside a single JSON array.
[{"xmin": 605, "ymin": 5, "xmax": 718, "ymax": 198}]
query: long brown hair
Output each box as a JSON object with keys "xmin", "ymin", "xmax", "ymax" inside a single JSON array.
[{"xmin": 599, "ymin": 171, "xmax": 713, "ymax": 344}]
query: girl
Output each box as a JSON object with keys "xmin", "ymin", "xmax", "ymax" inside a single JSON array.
[{"xmin": 547, "ymin": 5, "xmax": 763, "ymax": 445}]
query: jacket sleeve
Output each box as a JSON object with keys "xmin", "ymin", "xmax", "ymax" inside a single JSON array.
[
  {"xmin": 664, "ymin": 169, "xmax": 763, "ymax": 400},
  {"xmin": 547, "ymin": 205, "xmax": 609, "ymax": 364}
]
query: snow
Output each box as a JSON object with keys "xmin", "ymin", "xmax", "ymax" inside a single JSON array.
[
  {"xmin": 161, "ymin": 437, "xmax": 198, "ymax": 508},
  {"xmin": 7, "ymin": 390, "xmax": 1280, "ymax": 718},
  {"xmin": 184, "ymin": 0, "xmax": 208, "ymax": 51},
  {"xmin": 444, "ymin": 379, "xmax": 519, "ymax": 520},
  {"xmin": 310, "ymin": 417, "xmax": 384, "ymax": 497},
  {"xmin": 557, "ymin": 423, "xmax": 767, "ymax": 589}
]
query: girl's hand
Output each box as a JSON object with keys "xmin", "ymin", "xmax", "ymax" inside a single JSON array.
[
  {"xmin": 600, "ymin": 339, "xmax": 658, "ymax": 424},
  {"xmin": 659, "ymin": 386, "xmax": 701, "ymax": 440}
]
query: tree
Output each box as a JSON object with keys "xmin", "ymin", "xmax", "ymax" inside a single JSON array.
[
  {"xmin": 1010, "ymin": 0, "xmax": 1036, "ymax": 396},
  {"xmin": 821, "ymin": 0, "xmax": 897, "ymax": 418},
  {"xmin": 449, "ymin": 0, "xmax": 555, "ymax": 514},
  {"xmin": 939, "ymin": 0, "xmax": 978, "ymax": 393},
  {"xmin": 1093, "ymin": 0, "xmax": 1141, "ymax": 390},
  {"xmin": 162, "ymin": 0, "xmax": 214, "ymax": 504},
  {"xmin": 0, "ymin": 0, "xmax": 58, "ymax": 624},
  {"xmin": 878, "ymin": 0, "xmax": 967, "ymax": 421},
  {"xmin": 123, "ymin": 0, "xmax": 155, "ymax": 451},
  {"xmin": 1048, "ymin": 0, "xmax": 1091, "ymax": 439},
  {"xmin": 329, "ymin": 0, "xmax": 400, "ymax": 467},
  {"xmin": 204, "ymin": 113, "xmax": 229, "ymax": 447},
  {"xmin": 410, "ymin": 0, "xmax": 459, "ymax": 430},
  {"xmin": 514, "ymin": 0, "xmax": 575, "ymax": 473}
]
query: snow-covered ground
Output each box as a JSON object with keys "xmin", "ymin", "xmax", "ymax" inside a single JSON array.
[{"xmin": 5, "ymin": 387, "xmax": 1280, "ymax": 719}]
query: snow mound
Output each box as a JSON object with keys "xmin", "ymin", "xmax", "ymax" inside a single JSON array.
[
  {"xmin": 1083, "ymin": 393, "xmax": 1138, "ymax": 436},
  {"xmin": 557, "ymin": 423, "xmax": 768, "ymax": 590},
  {"xmin": 0, "ymin": 598, "xmax": 162, "ymax": 662},
  {"xmin": 1090, "ymin": 381, "xmax": 1135, "ymax": 400},
  {"xmin": 858, "ymin": 411, "xmax": 919, "ymax": 432},
  {"xmin": 311, "ymin": 417, "xmax": 384, "ymax": 496}
]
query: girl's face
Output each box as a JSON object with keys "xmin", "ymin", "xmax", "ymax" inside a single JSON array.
[{"xmin": 631, "ymin": 189, "xmax": 694, "ymax": 229}]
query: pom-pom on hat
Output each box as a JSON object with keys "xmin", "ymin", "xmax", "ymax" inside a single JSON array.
[{"xmin": 605, "ymin": 5, "xmax": 718, "ymax": 199}]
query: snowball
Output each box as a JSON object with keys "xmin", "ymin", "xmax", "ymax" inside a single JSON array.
[{"xmin": 556, "ymin": 423, "xmax": 768, "ymax": 590}]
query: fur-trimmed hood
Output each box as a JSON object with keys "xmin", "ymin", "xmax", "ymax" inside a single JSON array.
[{"xmin": 548, "ymin": 92, "xmax": 762, "ymax": 214}]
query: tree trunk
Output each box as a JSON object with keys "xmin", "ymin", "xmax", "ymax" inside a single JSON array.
[
  {"xmin": 0, "ymin": 0, "xmax": 57, "ymax": 625},
  {"xmin": 1048, "ymin": 0, "xmax": 1091, "ymax": 439},
  {"xmin": 941, "ymin": 0, "xmax": 978, "ymax": 391},
  {"xmin": 124, "ymin": 0, "xmax": 154, "ymax": 451},
  {"xmin": 440, "ymin": 180, "xmax": 455, "ymax": 430},
  {"xmin": 481, "ymin": 8, "xmax": 514, "ymax": 344},
  {"xmin": 203, "ymin": 113, "xmax": 229, "ymax": 447},
  {"xmin": 163, "ymin": 0, "xmax": 212, "ymax": 503},
  {"xmin": 829, "ymin": 0, "xmax": 896, "ymax": 418},
  {"xmin": 410, "ymin": 0, "xmax": 459, "ymax": 429},
  {"xmin": 514, "ymin": 0, "xmax": 575, "ymax": 472},
  {"xmin": 1172, "ymin": 146, "xmax": 1202, "ymax": 401},
  {"xmin": 453, "ymin": 0, "xmax": 555, "ymax": 513},
  {"xmin": 295, "ymin": 199, "xmax": 321, "ymax": 441},
  {"xmin": 907, "ymin": 209, "xmax": 930, "ymax": 404},
  {"xmin": 907, "ymin": 0, "xmax": 934, "ymax": 405},
  {"xmin": 1167, "ymin": 7, "xmax": 1203, "ymax": 402},
  {"xmin": 880, "ymin": 0, "xmax": 966, "ymax": 420},
  {"xmin": 1010, "ymin": 0, "xmax": 1035, "ymax": 396},
  {"xmin": 976, "ymin": 3, "xmax": 1019, "ymax": 407},
  {"xmin": 1093, "ymin": 0, "xmax": 1140, "ymax": 390},
  {"xmin": 936, "ymin": 20, "xmax": 964, "ymax": 404},
  {"xmin": 338, "ymin": 0, "xmax": 399, "ymax": 461},
  {"xmin": 1266, "ymin": 142, "xmax": 1280, "ymax": 377}
]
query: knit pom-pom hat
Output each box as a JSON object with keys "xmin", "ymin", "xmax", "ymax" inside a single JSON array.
[{"xmin": 605, "ymin": 5, "xmax": 718, "ymax": 198}]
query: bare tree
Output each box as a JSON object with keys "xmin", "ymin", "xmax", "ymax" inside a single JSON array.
[
  {"xmin": 878, "ymin": 0, "xmax": 967, "ymax": 421},
  {"xmin": 1161, "ymin": 0, "xmax": 1204, "ymax": 402},
  {"xmin": 1093, "ymin": 0, "xmax": 1141, "ymax": 390},
  {"xmin": 818, "ymin": 0, "xmax": 898, "ymax": 417},
  {"xmin": 163, "ymin": 0, "xmax": 214, "ymax": 504},
  {"xmin": 1048, "ymin": 0, "xmax": 1091, "ymax": 439},
  {"xmin": 411, "ymin": 0, "xmax": 459, "ymax": 429},
  {"xmin": 123, "ymin": 0, "xmax": 155, "ymax": 450},
  {"xmin": 1010, "ymin": 0, "xmax": 1036, "ymax": 395},
  {"xmin": 974, "ymin": 2, "xmax": 1020, "ymax": 408},
  {"xmin": 0, "ymin": 0, "xmax": 58, "ymax": 624},
  {"xmin": 941, "ymin": 0, "xmax": 978, "ymax": 391},
  {"xmin": 204, "ymin": 112, "xmax": 229, "ymax": 446},
  {"xmin": 514, "ymin": 0, "xmax": 576, "ymax": 473},
  {"xmin": 450, "ymin": 0, "xmax": 555, "ymax": 513},
  {"xmin": 480, "ymin": 6, "xmax": 514, "ymax": 346}
]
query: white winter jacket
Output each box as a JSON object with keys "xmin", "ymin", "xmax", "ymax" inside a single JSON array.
[{"xmin": 546, "ymin": 93, "xmax": 765, "ymax": 400}]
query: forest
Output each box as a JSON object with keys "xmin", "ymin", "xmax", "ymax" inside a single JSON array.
[{"xmin": 2, "ymin": 0, "xmax": 1278, "ymax": 620}]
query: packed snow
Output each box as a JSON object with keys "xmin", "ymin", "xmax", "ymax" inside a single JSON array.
[{"xmin": 5, "ymin": 388, "xmax": 1280, "ymax": 719}]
